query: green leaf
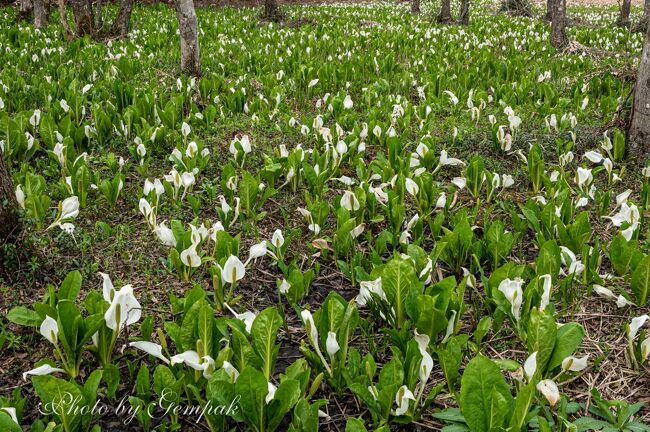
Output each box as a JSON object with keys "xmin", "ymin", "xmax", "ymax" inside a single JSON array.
[
  {"xmin": 0, "ymin": 412, "xmax": 22, "ymax": 432},
  {"xmin": 135, "ymin": 365, "xmax": 151, "ymax": 402},
  {"xmin": 251, "ymin": 307, "xmax": 283, "ymax": 380},
  {"xmin": 509, "ymin": 382, "xmax": 535, "ymax": 431},
  {"xmin": 103, "ymin": 364, "xmax": 121, "ymax": 400},
  {"xmin": 6, "ymin": 306, "xmax": 42, "ymax": 327},
  {"xmin": 526, "ymin": 309, "xmax": 557, "ymax": 373},
  {"xmin": 547, "ymin": 323, "xmax": 585, "ymax": 371},
  {"xmin": 198, "ymin": 303, "xmax": 214, "ymax": 358},
  {"xmin": 345, "ymin": 418, "xmax": 369, "ymax": 432},
  {"xmin": 235, "ymin": 367, "xmax": 268, "ymax": 432},
  {"xmin": 58, "ymin": 271, "xmax": 82, "ymax": 301},
  {"xmin": 609, "ymin": 235, "xmax": 638, "ymax": 276},
  {"xmin": 382, "ymin": 257, "xmax": 419, "ymax": 328},
  {"xmin": 268, "ymin": 379, "xmax": 301, "ymax": 431},
  {"xmin": 631, "ymin": 254, "xmax": 650, "ymax": 306},
  {"xmin": 32, "ymin": 375, "xmax": 84, "ymax": 432},
  {"xmin": 240, "ymin": 171, "xmax": 260, "ymax": 216},
  {"xmin": 459, "ymin": 355, "xmax": 512, "ymax": 432},
  {"xmin": 536, "ymin": 240, "xmax": 561, "ymax": 278}
]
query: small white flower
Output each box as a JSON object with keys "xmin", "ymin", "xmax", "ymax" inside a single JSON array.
[
  {"xmin": 180, "ymin": 243, "xmax": 201, "ymax": 268},
  {"xmin": 155, "ymin": 222, "xmax": 177, "ymax": 247},
  {"xmin": 536, "ymin": 379, "xmax": 560, "ymax": 407},
  {"xmin": 405, "ymin": 178, "xmax": 419, "ymax": 196},
  {"xmin": 341, "ymin": 190, "xmax": 360, "ymax": 212},
  {"xmin": 104, "ymin": 284, "xmax": 141, "ymax": 333},
  {"xmin": 181, "ymin": 122, "xmax": 191, "ymax": 138},
  {"xmin": 357, "ymin": 278, "xmax": 385, "ymax": 306},
  {"xmin": 39, "ymin": 316, "xmax": 59, "ymax": 345},
  {"xmin": 561, "ymin": 355, "xmax": 589, "ymax": 372},
  {"xmin": 221, "ymin": 255, "xmax": 246, "ymax": 285},
  {"xmin": 265, "ymin": 382, "xmax": 277, "ymax": 404},
  {"xmin": 498, "ymin": 278, "xmax": 524, "ymax": 322},
  {"xmin": 15, "ymin": 185, "xmax": 25, "ymax": 209},
  {"xmin": 130, "ymin": 341, "xmax": 170, "ymax": 364},
  {"xmin": 393, "ymin": 386, "xmax": 415, "ymax": 416},
  {"xmin": 326, "ymin": 332, "xmax": 340, "ymax": 357},
  {"xmin": 271, "ymin": 229, "xmax": 284, "ymax": 249},
  {"xmin": 451, "ymin": 177, "xmax": 466, "ymax": 189},
  {"xmin": 628, "ymin": 314, "xmax": 650, "ymax": 340},
  {"xmin": 247, "ymin": 242, "xmax": 267, "ymax": 262},
  {"xmin": 524, "ymin": 352, "xmax": 538, "ymax": 382},
  {"xmin": 343, "ymin": 94, "xmax": 353, "ymax": 109},
  {"xmin": 23, "ymin": 364, "xmax": 65, "ymax": 381},
  {"xmin": 279, "ymin": 279, "xmax": 291, "ymax": 294}
]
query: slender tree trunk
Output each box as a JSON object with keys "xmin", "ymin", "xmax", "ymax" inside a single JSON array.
[
  {"xmin": 0, "ymin": 150, "xmax": 20, "ymax": 244},
  {"xmin": 33, "ymin": 0, "xmax": 48, "ymax": 28},
  {"xmin": 58, "ymin": 0, "xmax": 73, "ymax": 39},
  {"xmin": 114, "ymin": 0, "xmax": 134, "ymax": 37},
  {"xmin": 411, "ymin": 0, "xmax": 420, "ymax": 14},
  {"xmin": 628, "ymin": 24, "xmax": 650, "ymax": 158},
  {"xmin": 437, "ymin": 0, "xmax": 453, "ymax": 23},
  {"xmin": 459, "ymin": 0, "xmax": 470, "ymax": 24},
  {"xmin": 617, "ymin": 0, "xmax": 632, "ymax": 27},
  {"xmin": 175, "ymin": 0, "xmax": 200, "ymax": 77},
  {"xmin": 70, "ymin": 0, "xmax": 93, "ymax": 37},
  {"xmin": 263, "ymin": 0, "xmax": 281, "ymax": 21},
  {"xmin": 633, "ymin": 0, "xmax": 650, "ymax": 33},
  {"xmin": 550, "ymin": 0, "xmax": 568, "ymax": 49},
  {"xmin": 93, "ymin": 0, "xmax": 103, "ymax": 34},
  {"xmin": 18, "ymin": 0, "xmax": 33, "ymax": 21}
]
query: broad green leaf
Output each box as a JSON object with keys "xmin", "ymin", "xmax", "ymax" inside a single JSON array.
[
  {"xmin": 382, "ymin": 257, "xmax": 419, "ymax": 328},
  {"xmin": 547, "ymin": 323, "xmax": 585, "ymax": 371},
  {"xmin": 235, "ymin": 367, "xmax": 268, "ymax": 432},
  {"xmin": 32, "ymin": 375, "xmax": 84, "ymax": 432},
  {"xmin": 198, "ymin": 303, "xmax": 214, "ymax": 357},
  {"xmin": 526, "ymin": 309, "xmax": 557, "ymax": 373},
  {"xmin": 6, "ymin": 306, "xmax": 42, "ymax": 327},
  {"xmin": 631, "ymin": 254, "xmax": 650, "ymax": 306},
  {"xmin": 0, "ymin": 412, "xmax": 22, "ymax": 432},
  {"xmin": 459, "ymin": 355, "xmax": 512, "ymax": 432},
  {"xmin": 345, "ymin": 418, "xmax": 369, "ymax": 432},
  {"xmin": 609, "ymin": 235, "xmax": 638, "ymax": 276},
  {"xmin": 509, "ymin": 382, "xmax": 535, "ymax": 431},
  {"xmin": 268, "ymin": 379, "xmax": 301, "ymax": 431},
  {"xmin": 251, "ymin": 307, "xmax": 283, "ymax": 380},
  {"xmin": 58, "ymin": 271, "xmax": 82, "ymax": 301}
]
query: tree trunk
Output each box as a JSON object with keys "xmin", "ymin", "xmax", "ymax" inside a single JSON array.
[
  {"xmin": 58, "ymin": 0, "xmax": 74, "ymax": 39},
  {"xmin": 70, "ymin": 0, "xmax": 93, "ymax": 37},
  {"xmin": 33, "ymin": 0, "xmax": 48, "ymax": 28},
  {"xmin": 114, "ymin": 0, "xmax": 134, "ymax": 37},
  {"xmin": 544, "ymin": 0, "xmax": 552, "ymax": 20},
  {"xmin": 93, "ymin": 0, "xmax": 103, "ymax": 33},
  {"xmin": 550, "ymin": 0, "xmax": 568, "ymax": 49},
  {"xmin": 263, "ymin": 0, "xmax": 281, "ymax": 21},
  {"xmin": 411, "ymin": 0, "xmax": 420, "ymax": 14},
  {"xmin": 628, "ymin": 23, "xmax": 650, "ymax": 158},
  {"xmin": 175, "ymin": 0, "xmax": 201, "ymax": 77},
  {"xmin": 633, "ymin": 0, "xmax": 650, "ymax": 33},
  {"xmin": 437, "ymin": 0, "xmax": 453, "ymax": 23},
  {"xmin": 459, "ymin": 0, "xmax": 470, "ymax": 24},
  {"xmin": 18, "ymin": 0, "xmax": 33, "ymax": 22},
  {"xmin": 0, "ymin": 150, "xmax": 20, "ymax": 245},
  {"xmin": 617, "ymin": 0, "xmax": 632, "ymax": 27}
]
